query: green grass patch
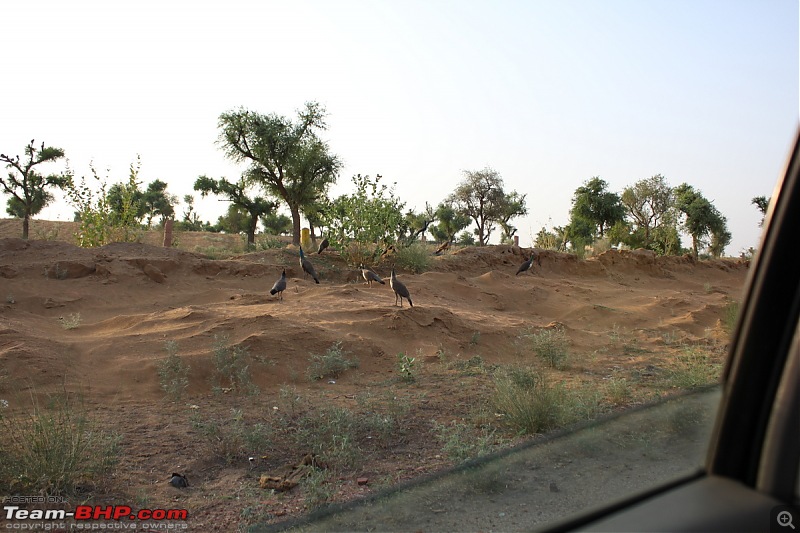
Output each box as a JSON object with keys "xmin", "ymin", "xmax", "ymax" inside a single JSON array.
[
  {"xmin": 307, "ymin": 342, "xmax": 359, "ymax": 381},
  {"xmin": 0, "ymin": 393, "xmax": 119, "ymax": 495},
  {"xmin": 492, "ymin": 366, "xmax": 604, "ymax": 435}
]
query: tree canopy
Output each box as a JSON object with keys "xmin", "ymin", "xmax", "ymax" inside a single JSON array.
[
  {"xmin": 620, "ymin": 174, "xmax": 675, "ymax": 250},
  {"xmin": 194, "ymin": 175, "xmax": 277, "ymax": 247},
  {"xmin": 448, "ymin": 167, "xmax": 526, "ymax": 246},
  {"xmin": 1, "ymin": 140, "xmax": 70, "ymax": 239},
  {"xmin": 216, "ymin": 102, "xmax": 341, "ymax": 245}
]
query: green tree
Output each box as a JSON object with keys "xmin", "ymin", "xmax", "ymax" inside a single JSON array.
[
  {"xmin": 1, "ymin": 140, "xmax": 70, "ymax": 239},
  {"xmin": 324, "ymin": 174, "xmax": 406, "ymax": 265},
  {"xmin": 621, "ymin": 174, "xmax": 675, "ymax": 251},
  {"xmin": 498, "ymin": 191, "xmax": 528, "ymax": 244},
  {"xmin": 448, "ymin": 167, "xmax": 525, "ymax": 246},
  {"xmin": 570, "ymin": 177, "xmax": 625, "ymax": 238},
  {"xmin": 430, "ymin": 202, "xmax": 470, "ymax": 243},
  {"xmin": 401, "ymin": 203, "xmax": 436, "ymax": 243},
  {"xmin": 216, "ymin": 102, "xmax": 341, "ymax": 245},
  {"xmin": 674, "ymin": 183, "xmax": 728, "ymax": 259},
  {"xmin": 751, "ymin": 195, "xmax": 770, "ymax": 227},
  {"xmin": 140, "ymin": 180, "xmax": 177, "ymax": 227},
  {"xmin": 194, "ymin": 175, "xmax": 278, "ymax": 247},
  {"xmin": 261, "ymin": 211, "xmax": 292, "ymax": 235},
  {"xmin": 66, "ymin": 160, "xmax": 143, "ymax": 247}
]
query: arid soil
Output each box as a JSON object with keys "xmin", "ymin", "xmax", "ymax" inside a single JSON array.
[{"xmin": 0, "ymin": 219, "xmax": 748, "ymax": 531}]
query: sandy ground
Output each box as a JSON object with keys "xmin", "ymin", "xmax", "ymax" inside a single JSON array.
[{"xmin": 0, "ymin": 218, "xmax": 748, "ymax": 531}]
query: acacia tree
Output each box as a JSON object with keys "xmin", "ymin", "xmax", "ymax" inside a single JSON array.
[
  {"xmin": 448, "ymin": 167, "xmax": 526, "ymax": 246},
  {"xmin": 430, "ymin": 201, "xmax": 470, "ymax": 243},
  {"xmin": 194, "ymin": 175, "xmax": 277, "ymax": 247},
  {"xmin": 675, "ymin": 183, "xmax": 729, "ymax": 259},
  {"xmin": 570, "ymin": 177, "xmax": 625, "ymax": 238},
  {"xmin": 621, "ymin": 174, "xmax": 675, "ymax": 250},
  {"xmin": 498, "ymin": 191, "xmax": 528, "ymax": 244},
  {"xmin": 216, "ymin": 102, "xmax": 341, "ymax": 245},
  {"xmin": 1, "ymin": 140, "xmax": 70, "ymax": 239},
  {"xmin": 751, "ymin": 195, "xmax": 770, "ymax": 227}
]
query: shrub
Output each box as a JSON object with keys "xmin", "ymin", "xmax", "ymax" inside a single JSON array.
[
  {"xmin": 659, "ymin": 347, "xmax": 722, "ymax": 390},
  {"xmin": 157, "ymin": 340, "xmax": 190, "ymax": 401},
  {"xmin": 394, "ymin": 242, "xmax": 431, "ymax": 273},
  {"xmin": 492, "ymin": 367, "xmax": 602, "ymax": 435},
  {"xmin": 190, "ymin": 408, "xmax": 271, "ymax": 465},
  {"xmin": 0, "ymin": 394, "xmax": 119, "ymax": 495},
  {"xmin": 433, "ymin": 420, "xmax": 498, "ymax": 463},
  {"xmin": 60, "ymin": 313, "xmax": 82, "ymax": 330},
  {"xmin": 396, "ymin": 352, "xmax": 417, "ymax": 383},
  {"xmin": 307, "ymin": 342, "xmax": 358, "ymax": 381},
  {"xmin": 519, "ymin": 327, "xmax": 569, "ymax": 369},
  {"xmin": 211, "ymin": 335, "xmax": 258, "ymax": 395}
]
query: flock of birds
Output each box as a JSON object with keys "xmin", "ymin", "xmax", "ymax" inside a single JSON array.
[{"xmin": 268, "ymin": 240, "xmax": 541, "ymax": 308}]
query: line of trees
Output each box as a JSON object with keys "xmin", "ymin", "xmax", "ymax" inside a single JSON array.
[
  {"xmin": 3, "ymin": 103, "xmax": 766, "ymax": 261},
  {"xmin": 538, "ymin": 175, "xmax": 733, "ymax": 259}
]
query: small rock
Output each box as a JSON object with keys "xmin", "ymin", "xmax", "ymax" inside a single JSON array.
[
  {"xmin": 357, "ymin": 477, "xmax": 369, "ymax": 486},
  {"xmin": 549, "ymin": 481, "xmax": 560, "ymax": 493}
]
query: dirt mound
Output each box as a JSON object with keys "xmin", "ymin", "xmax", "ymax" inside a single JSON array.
[{"xmin": 0, "ymin": 228, "xmax": 749, "ymax": 528}]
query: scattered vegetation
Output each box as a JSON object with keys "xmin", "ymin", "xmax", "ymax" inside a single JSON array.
[
  {"xmin": 306, "ymin": 342, "xmax": 359, "ymax": 381},
  {"xmin": 433, "ymin": 420, "xmax": 500, "ymax": 463},
  {"xmin": 519, "ymin": 327, "xmax": 570, "ymax": 369},
  {"xmin": 211, "ymin": 335, "xmax": 258, "ymax": 395},
  {"xmin": 659, "ymin": 346, "xmax": 722, "ymax": 390},
  {"xmin": 190, "ymin": 407, "xmax": 271, "ymax": 465},
  {"xmin": 60, "ymin": 313, "xmax": 82, "ymax": 330},
  {"xmin": 492, "ymin": 367, "xmax": 603, "ymax": 435},
  {"xmin": 0, "ymin": 393, "xmax": 119, "ymax": 495},
  {"xmin": 157, "ymin": 340, "xmax": 190, "ymax": 401},
  {"xmin": 396, "ymin": 352, "xmax": 418, "ymax": 383},
  {"xmin": 394, "ymin": 242, "xmax": 432, "ymax": 273},
  {"xmin": 722, "ymin": 299, "xmax": 739, "ymax": 333}
]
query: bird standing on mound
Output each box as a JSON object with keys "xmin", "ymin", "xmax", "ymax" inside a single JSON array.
[
  {"xmin": 390, "ymin": 267, "xmax": 413, "ymax": 307},
  {"xmin": 270, "ymin": 269, "xmax": 287, "ymax": 300},
  {"xmin": 516, "ymin": 249, "xmax": 541, "ymax": 276},
  {"xmin": 317, "ymin": 238, "xmax": 329, "ymax": 254},
  {"xmin": 299, "ymin": 246, "xmax": 320, "ymax": 283},
  {"xmin": 359, "ymin": 264, "xmax": 385, "ymax": 287}
]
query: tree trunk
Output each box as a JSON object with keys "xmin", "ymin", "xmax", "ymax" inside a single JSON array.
[
  {"xmin": 290, "ymin": 203, "xmax": 302, "ymax": 246},
  {"xmin": 247, "ymin": 214, "xmax": 258, "ymax": 248},
  {"xmin": 22, "ymin": 214, "xmax": 30, "ymax": 240},
  {"xmin": 692, "ymin": 236, "xmax": 699, "ymax": 260}
]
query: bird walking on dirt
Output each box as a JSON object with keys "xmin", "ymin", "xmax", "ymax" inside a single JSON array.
[
  {"xmin": 516, "ymin": 250, "xmax": 541, "ymax": 276},
  {"xmin": 270, "ymin": 269, "xmax": 287, "ymax": 300},
  {"xmin": 317, "ymin": 238, "xmax": 329, "ymax": 254},
  {"xmin": 299, "ymin": 246, "xmax": 320, "ymax": 284},
  {"xmin": 359, "ymin": 264, "xmax": 385, "ymax": 287},
  {"xmin": 390, "ymin": 267, "xmax": 413, "ymax": 307}
]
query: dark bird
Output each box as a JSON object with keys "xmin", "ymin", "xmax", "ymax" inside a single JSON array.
[
  {"xmin": 434, "ymin": 241, "xmax": 450, "ymax": 255},
  {"xmin": 390, "ymin": 267, "xmax": 413, "ymax": 307},
  {"xmin": 516, "ymin": 249, "xmax": 542, "ymax": 276},
  {"xmin": 169, "ymin": 473, "xmax": 189, "ymax": 488},
  {"xmin": 317, "ymin": 238, "xmax": 329, "ymax": 254},
  {"xmin": 359, "ymin": 263, "xmax": 385, "ymax": 287},
  {"xmin": 299, "ymin": 246, "xmax": 320, "ymax": 284},
  {"xmin": 270, "ymin": 269, "xmax": 287, "ymax": 300}
]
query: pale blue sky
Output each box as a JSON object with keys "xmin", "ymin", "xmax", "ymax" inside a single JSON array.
[{"xmin": 2, "ymin": 0, "xmax": 797, "ymax": 254}]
